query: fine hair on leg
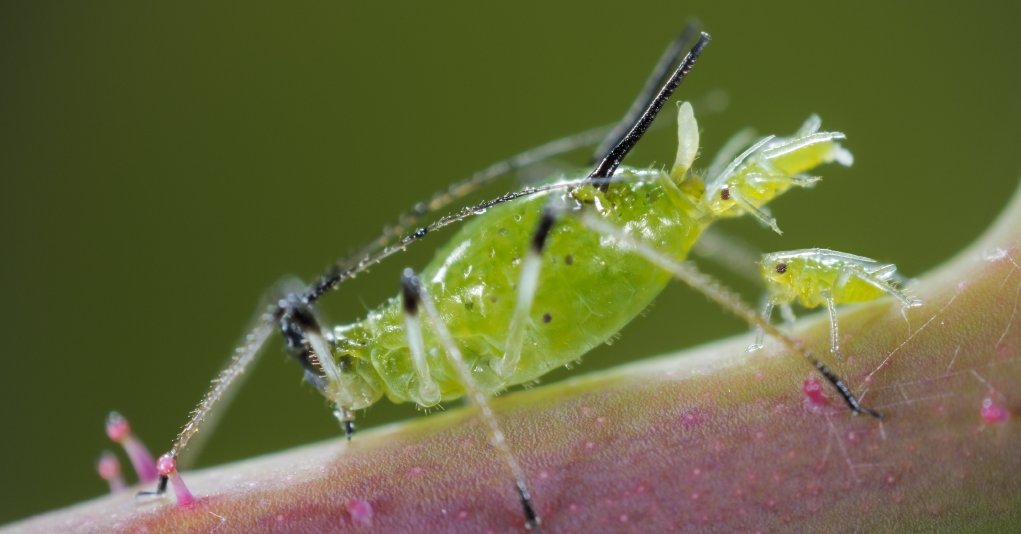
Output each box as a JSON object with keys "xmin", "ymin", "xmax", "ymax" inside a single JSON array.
[{"xmin": 402, "ymin": 269, "xmax": 542, "ymax": 531}]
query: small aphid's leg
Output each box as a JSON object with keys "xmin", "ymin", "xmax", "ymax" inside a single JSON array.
[
  {"xmin": 402, "ymin": 270, "xmax": 542, "ymax": 531},
  {"xmin": 705, "ymin": 127, "xmax": 758, "ymax": 182},
  {"xmin": 96, "ymin": 451, "xmax": 126, "ymax": 493},
  {"xmin": 728, "ymin": 186, "xmax": 783, "ymax": 234},
  {"xmin": 493, "ymin": 208, "xmax": 556, "ymax": 378},
  {"xmin": 576, "ymin": 211, "xmax": 881, "ymax": 419},
  {"xmin": 851, "ymin": 267, "xmax": 924, "ymax": 309},
  {"xmin": 748, "ymin": 298, "xmax": 775, "ymax": 352},
  {"xmin": 706, "ymin": 135, "xmax": 774, "ymax": 190},
  {"xmin": 592, "ymin": 21, "xmax": 700, "ymax": 162},
  {"xmin": 790, "ymin": 174, "xmax": 822, "ymax": 187},
  {"xmin": 588, "ymin": 32, "xmax": 711, "ymax": 190},
  {"xmin": 823, "ymin": 290, "xmax": 842, "ymax": 359},
  {"xmin": 760, "ymin": 132, "xmax": 847, "ymax": 161},
  {"xmin": 142, "ymin": 313, "xmax": 276, "ymax": 502},
  {"xmin": 105, "ymin": 412, "xmax": 158, "ymax": 483}
]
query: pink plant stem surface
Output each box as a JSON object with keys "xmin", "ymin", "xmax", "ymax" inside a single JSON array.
[{"xmin": 7, "ymin": 187, "xmax": 1021, "ymax": 533}]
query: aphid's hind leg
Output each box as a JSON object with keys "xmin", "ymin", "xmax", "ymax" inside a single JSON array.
[
  {"xmin": 402, "ymin": 270, "xmax": 542, "ymax": 532},
  {"xmin": 852, "ymin": 266, "xmax": 924, "ymax": 310},
  {"xmin": 574, "ymin": 210, "xmax": 881, "ymax": 419}
]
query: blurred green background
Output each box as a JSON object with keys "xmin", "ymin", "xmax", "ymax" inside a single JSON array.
[{"xmin": 1, "ymin": 1, "xmax": 1018, "ymax": 525}]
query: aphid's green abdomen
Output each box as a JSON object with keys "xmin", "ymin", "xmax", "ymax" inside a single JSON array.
[{"xmin": 349, "ymin": 172, "xmax": 704, "ymax": 406}]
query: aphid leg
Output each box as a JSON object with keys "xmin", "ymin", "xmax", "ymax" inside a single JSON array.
[
  {"xmin": 588, "ymin": 32, "xmax": 710, "ymax": 189},
  {"xmin": 593, "ymin": 20, "xmax": 700, "ymax": 162},
  {"xmin": 747, "ymin": 298, "xmax": 775, "ymax": 352},
  {"xmin": 402, "ymin": 270, "xmax": 542, "ymax": 531},
  {"xmin": 728, "ymin": 186, "xmax": 783, "ymax": 234},
  {"xmin": 576, "ymin": 211, "xmax": 882, "ymax": 419},
  {"xmin": 823, "ymin": 290, "xmax": 842, "ymax": 359},
  {"xmin": 493, "ymin": 208, "xmax": 556, "ymax": 378},
  {"xmin": 852, "ymin": 267, "xmax": 924, "ymax": 310}
]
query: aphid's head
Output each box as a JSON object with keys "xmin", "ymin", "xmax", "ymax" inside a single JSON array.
[
  {"xmin": 759, "ymin": 254, "xmax": 798, "ymax": 303},
  {"xmin": 700, "ymin": 115, "xmax": 853, "ymax": 234}
]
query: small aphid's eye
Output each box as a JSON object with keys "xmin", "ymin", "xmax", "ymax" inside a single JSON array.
[
  {"xmin": 775, "ymin": 262, "xmax": 788, "ymax": 274},
  {"xmin": 720, "ymin": 188, "xmax": 731, "ymax": 201}
]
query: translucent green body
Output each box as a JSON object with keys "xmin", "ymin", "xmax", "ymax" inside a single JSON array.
[
  {"xmin": 759, "ymin": 249, "xmax": 903, "ymax": 308},
  {"xmin": 335, "ymin": 172, "xmax": 705, "ymax": 407},
  {"xmin": 323, "ymin": 106, "xmax": 851, "ymax": 410}
]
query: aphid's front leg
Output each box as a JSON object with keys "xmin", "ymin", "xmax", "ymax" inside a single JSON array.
[
  {"xmin": 728, "ymin": 185, "xmax": 783, "ymax": 234},
  {"xmin": 823, "ymin": 289, "xmax": 842, "ymax": 359},
  {"xmin": 402, "ymin": 270, "xmax": 542, "ymax": 532}
]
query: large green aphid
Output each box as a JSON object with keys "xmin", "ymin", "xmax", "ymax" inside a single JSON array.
[
  {"xmin": 130, "ymin": 27, "xmax": 878, "ymax": 531},
  {"xmin": 330, "ymin": 102, "xmax": 851, "ymax": 410}
]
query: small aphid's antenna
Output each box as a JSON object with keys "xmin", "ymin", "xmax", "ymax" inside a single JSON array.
[
  {"xmin": 592, "ymin": 21, "xmax": 701, "ymax": 163},
  {"xmin": 403, "ymin": 269, "xmax": 542, "ymax": 531},
  {"xmin": 576, "ymin": 211, "xmax": 881, "ymax": 419},
  {"xmin": 588, "ymin": 32, "xmax": 710, "ymax": 191}
]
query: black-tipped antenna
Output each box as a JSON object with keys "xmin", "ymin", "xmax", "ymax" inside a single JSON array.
[{"xmin": 588, "ymin": 31, "xmax": 710, "ymax": 191}]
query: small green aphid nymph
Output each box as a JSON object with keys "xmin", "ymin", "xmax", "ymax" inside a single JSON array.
[
  {"xmin": 104, "ymin": 22, "xmax": 894, "ymax": 532},
  {"xmin": 750, "ymin": 248, "xmax": 924, "ymax": 358}
]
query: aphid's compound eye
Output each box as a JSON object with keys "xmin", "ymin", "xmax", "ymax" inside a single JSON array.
[
  {"xmin": 720, "ymin": 188, "xmax": 731, "ymax": 201},
  {"xmin": 775, "ymin": 262, "xmax": 788, "ymax": 274}
]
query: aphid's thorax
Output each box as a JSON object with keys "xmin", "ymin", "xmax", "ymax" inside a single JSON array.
[{"xmin": 701, "ymin": 116, "xmax": 852, "ymax": 231}]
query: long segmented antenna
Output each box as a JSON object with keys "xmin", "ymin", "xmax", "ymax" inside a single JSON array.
[
  {"xmin": 588, "ymin": 32, "xmax": 710, "ymax": 190},
  {"xmin": 592, "ymin": 21, "xmax": 701, "ymax": 162},
  {"xmin": 576, "ymin": 211, "xmax": 881, "ymax": 419}
]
